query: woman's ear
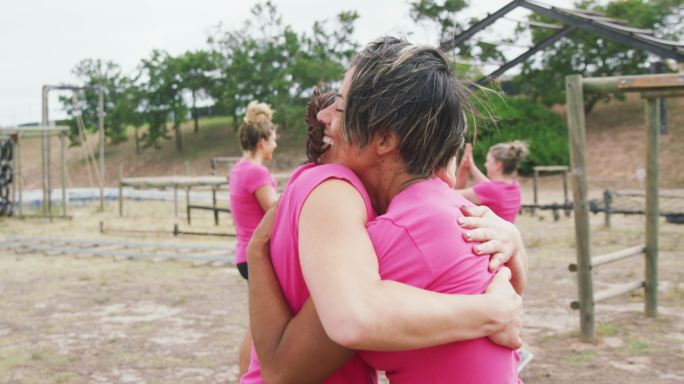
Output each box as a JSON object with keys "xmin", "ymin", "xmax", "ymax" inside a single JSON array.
[{"xmin": 373, "ymin": 131, "xmax": 400, "ymax": 156}]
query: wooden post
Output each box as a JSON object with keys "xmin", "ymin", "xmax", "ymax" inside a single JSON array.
[
  {"xmin": 603, "ymin": 190, "xmax": 612, "ymax": 228},
  {"xmin": 41, "ymin": 86, "xmax": 52, "ymax": 218},
  {"xmin": 15, "ymin": 134, "xmax": 22, "ymax": 216},
  {"xmin": 533, "ymin": 168, "xmax": 539, "ymax": 214},
  {"xmin": 174, "ymin": 186, "xmax": 179, "ymax": 217},
  {"xmin": 566, "ymin": 75, "xmax": 595, "ymax": 342},
  {"xmin": 98, "ymin": 90, "xmax": 105, "ymax": 211},
  {"xmin": 563, "ymin": 169, "xmax": 571, "ymax": 217},
  {"xmin": 118, "ymin": 182, "xmax": 123, "ymax": 217},
  {"xmin": 60, "ymin": 131, "xmax": 67, "ymax": 217},
  {"xmin": 186, "ymin": 186, "xmax": 191, "ymax": 225},
  {"xmin": 644, "ymin": 97, "xmax": 660, "ymax": 317},
  {"xmin": 212, "ymin": 186, "xmax": 218, "ymax": 226}
]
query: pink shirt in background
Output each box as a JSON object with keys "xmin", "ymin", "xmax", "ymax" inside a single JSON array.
[
  {"xmin": 473, "ymin": 180, "xmax": 521, "ymax": 223},
  {"xmin": 241, "ymin": 163, "xmax": 377, "ymax": 384},
  {"xmin": 361, "ymin": 178, "xmax": 520, "ymax": 384},
  {"xmin": 229, "ymin": 160, "xmax": 277, "ymax": 265}
]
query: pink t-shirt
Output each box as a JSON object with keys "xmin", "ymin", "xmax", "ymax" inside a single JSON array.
[
  {"xmin": 361, "ymin": 178, "xmax": 520, "ymax": 384},
  {"xmin": 229, "ymin": 160, "xmax": 277, "ymax": 265},
  {"xmin": 473, "ymin": 181, "xmax": 521, "ymax": 223},
  {"xmin": 241, "ymin": 163, "xmax": 378, "ymax": 384}
]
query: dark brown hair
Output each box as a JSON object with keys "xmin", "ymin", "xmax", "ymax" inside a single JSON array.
[{"xmin": 304, "ymin": 88, "xmax": 337, "ymax": 163}]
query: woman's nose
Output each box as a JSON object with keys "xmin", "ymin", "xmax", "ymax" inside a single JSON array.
[{"xmin": 317, "ymin": 105, "xmax": 332, "ymax": 125}]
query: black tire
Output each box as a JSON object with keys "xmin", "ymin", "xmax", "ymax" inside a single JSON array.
[
  {"xmin": 0, "ymin": 164, "xmax": 12, "ymax": 186},
  {"xmin": 0, "ymin": 140, "xmax": 12, "ymax": 162}
]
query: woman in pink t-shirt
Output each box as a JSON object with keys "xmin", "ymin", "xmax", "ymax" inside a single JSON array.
[
  {"xmin": 455, "ymin": 141, "xmax": 529, "ymax": 223},
  {"xmin": 228, "ymin": 101, "xmax": 279, "ymax": 377},
  {"xmin": 243, "ymin": 37, "xmax": 527, "ymax": 383}
]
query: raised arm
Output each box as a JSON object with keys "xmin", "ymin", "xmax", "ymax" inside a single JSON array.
[
  {"xmin": 299, "ymin": 179, "xmax": 522, "ymax": 351},
  {"xmin": 247, "ymin": 206, "xmax": 354, "ymax": 384},
  {"xmin": 467, "ymin": 147, "xmax": 489, "ymax": 184}
]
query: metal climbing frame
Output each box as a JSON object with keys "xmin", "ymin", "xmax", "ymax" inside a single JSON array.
[{"xmin": 565, "ymin": 72, "xmax": 684, "ymax": 342}]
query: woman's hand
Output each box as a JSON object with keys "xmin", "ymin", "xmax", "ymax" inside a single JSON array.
[
  {"xmin": 484, "ymin": 267, "xmax": 523, "ymax": 349},
  {"xmin": 458, "ymin": 205, "xmax": 527, "ymax": 293}
]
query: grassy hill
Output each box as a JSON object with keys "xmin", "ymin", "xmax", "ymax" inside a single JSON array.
[{"xmin": 13, "ymin": 95, "xmax": 684, "ymax": 190}]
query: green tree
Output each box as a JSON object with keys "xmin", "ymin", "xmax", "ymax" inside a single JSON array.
[
  {"xmin": 410, "ymin": 0, "xmax": 469, "ymax": 42},
  {"xmin": 177, "ymin": 50, "xmax": 216, "ymax": 133},
  {"xmin": 208, "ymin": 1, "xmax": 358, "ymax": 132},
  {"xmin": 139, "ymin": 50, "xmax": 187, "ymax": 150},
  {"xmin": 514, "ymin": 0, "xmax": 684, "ymax": 112},
  {"xmin": 61, "ymin": 59, "xmax": 132, "ymax": 144}
]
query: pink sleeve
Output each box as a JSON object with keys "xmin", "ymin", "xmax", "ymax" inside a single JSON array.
[
  {"xmin": 473, "ymin": 182, "xmax": 496, "ymax": 205},
  {"xmin": 246, "ymin": 166, "xmax": 276, "ymax": 194}
]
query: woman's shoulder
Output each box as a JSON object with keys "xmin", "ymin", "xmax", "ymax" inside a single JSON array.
[
  {"xmin": 293, "ymin": 163, "xmax": 362, "ymax": 188},
  {"xmin": 288, "ymin": 163, "xmax": 375, "ymax": 219}
]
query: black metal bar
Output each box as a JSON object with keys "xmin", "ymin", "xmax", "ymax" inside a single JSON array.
[
  {"xmin": 440, "ymin": 0, "xmax": 522, "ymax": 51},
  {"xmin": 519, "ymin": 0, "xmax": 684, "ymax": 61},
  {"xmin": 476, "ymin": 25, "xmax": 575, "ymax": 86}
]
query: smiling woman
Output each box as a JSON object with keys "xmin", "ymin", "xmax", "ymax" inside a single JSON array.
[{"xmin": 243, "ymin": 36, "xmax": 526, "ymax": 384}]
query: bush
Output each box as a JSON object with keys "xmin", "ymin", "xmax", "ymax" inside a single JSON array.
[{"xmin": 467, "ymin": 94, "xmax": 569, "ymax": 176}]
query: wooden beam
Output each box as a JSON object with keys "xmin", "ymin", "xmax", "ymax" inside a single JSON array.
[
  {"xmin": 568, "ymin": 244, "xmax": 645, "ymax": 272},
  {"xmin": 583, "ymin": 74, "xmax": 684, "ymax": 94},
  {"xmin": 571, "ymin": 280, "xmax": 645, "ymax": 309}
]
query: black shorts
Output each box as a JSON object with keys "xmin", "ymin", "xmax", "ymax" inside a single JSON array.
[{"xmin": 236, "ymin": 262, "xmax": 248, "ymax": 280}]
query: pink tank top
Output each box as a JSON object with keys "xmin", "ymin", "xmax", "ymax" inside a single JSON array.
[
  {"xmin": 473, "ymin": 180, "xmax": 521, "ymax": 223},
  {"xmin": 241, "ymin": 163, "xmax": 378, "ymax": 384},
  {"xmin": 361, "ymin": 178, "xmax": 521, "ymax": 384},
  {"xmin": 229, "ymin": 160, "xmax": 277, "ymax": 264}
]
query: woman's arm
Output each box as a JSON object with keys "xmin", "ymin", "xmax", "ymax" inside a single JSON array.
[
  {"xmin": 299, "ymin": 179, "xmax": 522, "ymax": 351},
  {"xmin": 247, "ymin": 208, "xmax": 354, "ymax": 384},
  {"xmin": 254, "ymin": 184, "xmax": 279, "ymax": 212},
  {"xmin": 454, "ymin": 147, "xmax": 470, "ymax": 189},
  {"xmin": 464, "ymin": 144, "xmax": 489, "ymax": 184},
  {"xmin": 454, "ymin": 187, "xmax": 482, "ymax": 205}
]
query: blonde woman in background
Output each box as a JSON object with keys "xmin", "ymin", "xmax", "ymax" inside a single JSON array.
[
  {"xmin": 455, "ymin": 141, "xmax": 529, "ymax": 223},
  {"xmin": 228, "ymin": 101, "xmax": 279, "ymax": 377}
]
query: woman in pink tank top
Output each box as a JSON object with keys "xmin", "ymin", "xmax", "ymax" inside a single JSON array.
[
  {"xmin": 454, "ymin": 141, "xmax": 529, "ymax": 223},
  {"xmin": 243, "ymin": 37, "xmax": 528, "ymax": 383},
  {"xmin": 228, "ymin": 101, "xmax": 279, "ymax": 378}
]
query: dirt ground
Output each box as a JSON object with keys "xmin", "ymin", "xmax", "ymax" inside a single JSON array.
[{"xmin": 1, "ymin": 189, "xmax": 683, "ymax": 383}]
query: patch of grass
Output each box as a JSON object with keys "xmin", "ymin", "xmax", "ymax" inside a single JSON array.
[
  {"xmin": 597, "ymin": 322, "xmax": 619, "ymax": 337},
  {"xmin": 564, "ymin": 350, "xmax": 598, "ymax": 365},
  {"xmin": 628, "ymin": 337, "xmax": 650, "ymax": 354},
  {"xmin": 171, "ymin": 296, "xmax": 187, "ymax": 307}
]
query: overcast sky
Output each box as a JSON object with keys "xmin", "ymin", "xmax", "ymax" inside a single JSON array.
[{"xmin": 0, "ymin": 0, "xmax": 575, "ymax": 126}]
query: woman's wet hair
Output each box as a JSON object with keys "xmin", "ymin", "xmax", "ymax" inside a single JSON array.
[
  {"xmin": 489, "ymin": 140, "xmax": 529, "ymax": 175},
  {"xmin": 305, "ymin": 88, "xmax": 337, "ymax": 163},
  {"xmin": 238, "ymin": 101, "xmax": 276, "ymax": 152},
  {"xmin": 344, "ymin": 36, "xmax": 470, "ymax": 176}
]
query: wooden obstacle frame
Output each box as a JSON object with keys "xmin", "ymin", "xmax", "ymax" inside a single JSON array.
[
  {"xmin": 0, "ymin": 126, "xmax": 70, "ymax": 219},
  {"xmin": 565, "ymin": 72, "xmax": 683, "ymax": 342},
  {"xmin": 118, "ymin": 176, "xmax": 229, "ymax": 225}
]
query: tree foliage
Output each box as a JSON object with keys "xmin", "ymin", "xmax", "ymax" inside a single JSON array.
[
  {"xmin": 514, "ymin": 0, "xmax": 684, "ymax": 112},
  {"xmin": 62, "ymin": 1, "xmax": 358, "ymax": 152}
]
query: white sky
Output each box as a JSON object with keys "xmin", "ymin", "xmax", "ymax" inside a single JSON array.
[{"xmin": 0, "ymin": 0, "xmax": 575, "ymax": 126}]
